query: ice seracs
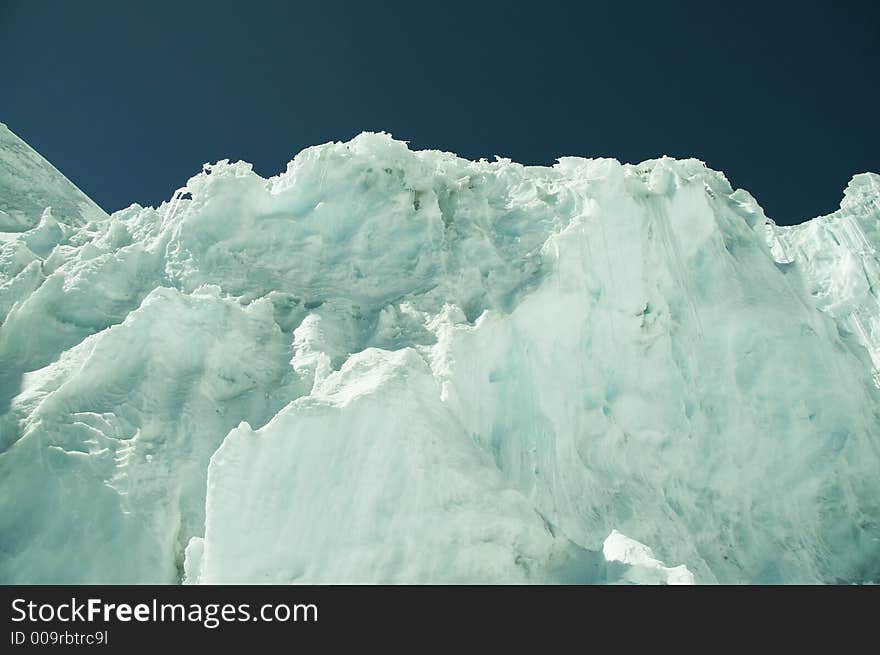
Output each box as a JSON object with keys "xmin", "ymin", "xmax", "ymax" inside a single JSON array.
[
  {"xmin": 1, "ymin": 125, "xmax": 878, "ymax": 584},
  {"xmin": 766, "ymin": 173, "xmax": 880, "ymax": 387}
]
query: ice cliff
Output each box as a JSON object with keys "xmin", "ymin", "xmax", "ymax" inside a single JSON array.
[{"xmin": 0, "ymin": 123, "xmax": 878, "ymax": 584}]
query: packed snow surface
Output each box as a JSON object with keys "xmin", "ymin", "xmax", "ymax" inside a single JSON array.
[{"xmin": 0, "ymin": 122, "xmax": 878, "ymax": 584}]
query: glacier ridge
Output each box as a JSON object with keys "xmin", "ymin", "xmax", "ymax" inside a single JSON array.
[{"xmin": 0, "ymin": 123, "xmax": 878, "ymax": 584}]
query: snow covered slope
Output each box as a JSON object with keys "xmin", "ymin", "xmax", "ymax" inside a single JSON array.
[
  {"xmin": 0, "ymin": 123, "xmax": 106, "ymax": 233},
  {"xmin": 1, "ymin": 128, "xmax": 878, "ymax": 584}
]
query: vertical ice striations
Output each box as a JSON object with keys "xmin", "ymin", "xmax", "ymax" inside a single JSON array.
[
  {"xmin": 0, "ymin": 131, "xmax": 878, "ymax": 584},
  {"xmin": 767, "ymin": 173, "xmax": 880, "ymax": 386}
]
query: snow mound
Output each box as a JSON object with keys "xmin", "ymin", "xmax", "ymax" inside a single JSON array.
[
  {"xmin": 1, "ymin": 128, "xmax": 878, "ymax": 584},
  {"xmin": 603, "ymin": 530, "xmax": 695, "ymax": 585}
]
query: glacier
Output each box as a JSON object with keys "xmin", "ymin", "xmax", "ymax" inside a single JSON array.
[{"xmin": 0, "ymin": 122, "xmax": 878, "ymax": 584}]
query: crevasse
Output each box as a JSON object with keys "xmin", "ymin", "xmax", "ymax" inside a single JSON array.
[{"xmin": 1, "ymin": 123, "xmax": 878, "ymax": 584}]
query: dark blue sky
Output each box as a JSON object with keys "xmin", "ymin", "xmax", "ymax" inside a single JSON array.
[{"xmin": 1, "ymin": 0, "xmax": 877, "ymax": 225}]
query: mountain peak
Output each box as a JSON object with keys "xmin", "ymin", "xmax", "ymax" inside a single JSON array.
[{"xmin": 0, "ymin": 123, "xmax": 106, "ymax": 232}]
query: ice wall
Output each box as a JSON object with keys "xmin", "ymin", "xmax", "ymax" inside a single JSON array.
[
  {"xmin": 1, "ymin": 125, "xmax": 877, "ymax": 584},
  {"xmin": 767, "ymin": 174, "xmax": 880, "ymax": 387}
]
